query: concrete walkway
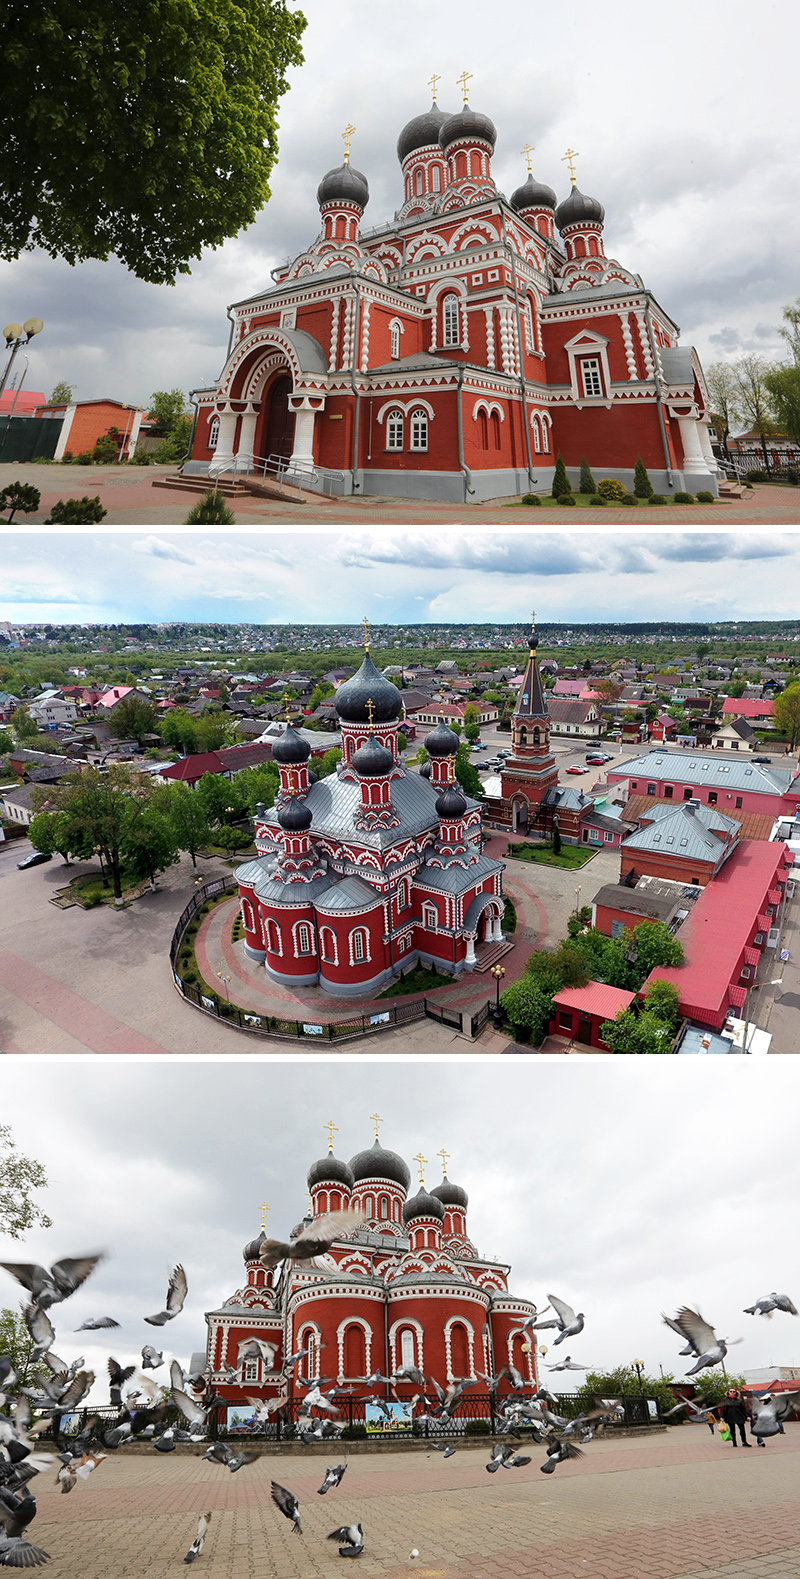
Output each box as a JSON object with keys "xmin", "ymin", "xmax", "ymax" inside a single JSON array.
[{"xmin": 29, "ymin": 1426, "xmax": 800, "ymax": 1579}]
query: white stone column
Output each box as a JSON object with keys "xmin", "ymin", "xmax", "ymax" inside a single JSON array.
[
  {"xmin": 213, "ymin": 405, "xmax": 238, "ymax": 470},
  {"xmin": 698, "ymin": 423, "xmax": 718, "ymax": 468},
  {"xmin": 236, "ymin": 404, "xmax": 259, "ymax": 471},
  {"xmin": 678, "ymin": 417, "xmax": 707, "ymax": 473},
  {"xmin": 289, "ymin": 400, "xmax": 317, "ymax": 472},
  {"xmin": 491, "ymin": 913, "xmax": 503, "ymax": 942},
  {"xmin": 464, "ymin": 934, "xmax": 477, "ymax": 968}
]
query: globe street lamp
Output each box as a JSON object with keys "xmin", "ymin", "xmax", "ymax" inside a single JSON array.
[
  {"xmin": 491, "ymin": 963, "xmax": 505, "ymax": 1028},
  {"xmin": 632, "ymin": 1358, "xmax": 646, "ymax": 1409},
  {"xmin": 0, "ymin": 319, "xmax": 44, "ymax": 402},
  {"xmin": 216, "ymin": 972, "xmax": 231, "ymax": 1003}
]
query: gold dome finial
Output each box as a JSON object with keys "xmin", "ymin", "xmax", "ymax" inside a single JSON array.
[
  {"xmin": 342, "ymin": 123, "xmax": 356, "ymax": 165},
  {"xmin": 370, "ymin": 1111, "xmax": 382, "ymax": 1141},
  {"xmin": 562, "ymin": 148, "xmax": 579, "ymax": 186},
  {"xmin": 428, "ymin": 72, "xmax": 440, "ymax": 103},
  {"xmin": 521, "ymin": 143, "xmax": 535, "ymax": 175},
  {"xmin": 438, "ymin": 1147, "xmax": 450, "ymax": 1174},
  {"xmin": 413, "ymin": 1151, "xmax": 427, "ymax": 1186},
  {"xmin": 324, "ymin": 1119, "xmax": 338, "ymax": 1152},
  {"xmin": 456, "ymin": 69, "xmax": 472, "ymax": 106},
  {"xmin": 259, "ymin": 1201, "xmax": 271, "ymax": 1231},
  {"xmin": 362, "ymin": 614, "xmax": 370, "ymax": 650}
]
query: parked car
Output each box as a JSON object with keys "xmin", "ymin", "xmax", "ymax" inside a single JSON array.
[
  {"xmin": 585, "ymin": 755, "xmax": 606, "ymax": 765},
  {"xmin": 753, "ymin": 754, "xmax": 772, "ymax": 764},
  {"xmin": 566, "ymin": 765, "xmax": 588, "ymax": 775},
  {"xmin": 17, "ymin": 851, "xmax": 52, "ymax": 870},
  {"xmin": 585, "ymin": 750, "xmax": 613, "ymax": 762}
]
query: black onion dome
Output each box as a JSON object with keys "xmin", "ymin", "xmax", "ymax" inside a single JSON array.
[
  {"xmin": 419, "ymin": 760, "xmax": 431, "ymax": 779},
  {"xmin": 272, "ymin": 724, "xmax": 310, "ymax": 764},
  {"xmin": 511, "ymin": 174, "xmax": 557, "ymax": 213},
  {"xmin": 317, "ymin": 163, "xmax": 370, "ymax": 211},
  {"xmin": 349, "ymin": 1138, "xmax": 410, "ymax": 1190},
  {"xmin": 278, "ymin": 795, "xmax": 313, "ymax": 831},
  {"xmin": 431, "ymin": 1175, "xmax": 469, "ymax": 1211},
  {"xmin": 335, "ymin": 651, "xmax": 403, "ymax": 724},
  {"xmin": 243, "ymin": 1230, "xmax": 266, "ymax": 1262},
  {"xmin": 403, "ymin": 1188, "xmax": 445, "ymax": 1224},
  {"xmin": 425, "ymin": 718, "xmax": 460, "ymax": 757},
  {"xmin": 555, "ymin": 185, "xmax": 605, "ymax": 232},
  {"xmin": 439, "ymin": 107, "xmax": 497, "ymax": 154},
  {"xmin": 397, "ymin": 102, "xmax": 453, "ymax": 162},
  {"xmin": 351, "ymin": 735, "xmax": 395, "ymax": 777},
  {"xmin": 436, "ymin": 785, "xmax": 467, "ymax": 818},
  {"xmin": 307, "ymin": 1153, "xmax": 354, "ymax": 1190}
]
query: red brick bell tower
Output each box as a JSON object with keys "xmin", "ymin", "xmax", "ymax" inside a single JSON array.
[{"xmin": 499, "ymin": 615, "xmax": 558, "ymax": 832}]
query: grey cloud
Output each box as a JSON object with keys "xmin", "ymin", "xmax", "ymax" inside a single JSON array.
[
  {"xmin": 646, "ymin": 534, "xmax": 794, "ymax": 565},
  {"xmin": 333, "ymin": 533, "xmax": 598, "ymax": 576},
  {"xmin": 132, "ymin": 536, "xmax": 196, "ymax": 565}
]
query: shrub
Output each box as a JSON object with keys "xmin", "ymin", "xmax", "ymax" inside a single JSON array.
[
  {"xmin": 557, "ymin": 493, "xmax": 576, "ymax": 506},
  {"xmin": 745, "ymin": 469, "xmax": 768, "ymax": 482},
  {"xmin": 29, "ymin": 456, "xmax": 53, "ymax": 466},
  {"xmin": 520, "ymin": 493, "xmax": 541, "ymax": 506},
  {"xmin": 1, "ymin": 482, "xmax": 41, "ymax": 521},
  {"xmin": 45, "ymin": 495, "xmax": 107, "ymax": 523},
  {"xmin": 551, "ymin": 452, "xmax": 571, "ymax": 498},
  {"xmin": 92, "ymin": 429, "xmax": 121, "ymax": 464},
  {"xmin": 788, "ymin": 468, "xmax": 800, "ymax": 486},
  {"xmin": 696, "ymin": 490, "xmax": 715, "ymax": 504},
  {"xmin": 132, "ymin": 447, "xmax": 153, "ymax": 466},
  {"xmin": 340, "ymin": 1424, "xmax": 367, "ymax": 1440},
  {"xmin": 182, "ymin": 970, "xmax": 197, "ymax": 985},
  {"xmin": 648, "ymin": 494, "xmax": 668, "ymax": 506},
  {"xmin": 633, "ymin": 457, "xmax": 654, "ymax": 498},
  {"xmin": 503, "ymin": 896, "xmax": 517, "ymax": 935},
  {"xmin": 621, "ymin": 494, "xmax": 637, "ymax": 506},
  {"xmin": 598, "ymin": 478, "xmax": 627, "ymax": 501},
  {"xmin": 62, "ymin": 451, "xmax": 74, "ymax": 463},
  {"xmin": 75, "ymin": 450, "xmax": 94, "ymax": 465},
  {"xmin": 464, "ymin": 1420, "xmax": 492, "ymax": 1437},
  {"xmin": 674, "ymin": 491, "xmax": 694, "ymax": 504},
  {"xmin": 185, "ymin": 490, "xmax": 236, "ymax": 525},
  {"xmin": 578, "ymin": 458, "xmax": 597, "ymax": 494},
  {"xmin": 589, "ymin": 495, "xmax": 606, "ymax": 506}
]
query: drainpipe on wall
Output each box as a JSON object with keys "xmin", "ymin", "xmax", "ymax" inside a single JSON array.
[
  {"xmin": 501, "ymin": 210, "xmax": 536, "ymax": 490},
  {"xmin": 643, "ymin": 298, "xmax": 675, "ymax": 490},
  {"xmin": 225, "ymin": 306, "xmax": 236, "ymax": 362},
  {"xmin": 349, "ymin": 273, "xmax": 362, "ymax": 493},
  {"xmin": 456, "ymin": 363, "xmax": 474, "ymax": 504}
]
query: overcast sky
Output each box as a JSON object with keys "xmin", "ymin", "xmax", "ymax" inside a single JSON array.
[
  {"xmin": 2, "ymin": 1058, "xmax": 799, "ymax": 1402},
  {"xmin": 2, "ymin": 527, "xmax": 800, "ymax": 626},
  {"xmin": 3, "ymin": 0, "xmax": 799, "ymax": 409}
]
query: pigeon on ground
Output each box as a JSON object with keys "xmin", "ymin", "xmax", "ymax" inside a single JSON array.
[
  {"xmin": 431, "ymin": 1444, "xmax": 456, "ymax": 1458},
  {"xmin": 546, "ymin": 1295, "xmax": 585, "ymax": 1346},
  {"xmin": 271, "ymin": 1482, "xmax": 302, "ymax": 1534},
  {"xmin": 141, "ymin": 1346, "xmax": 164, "ymax": 1370},
  {"xmin": 544, "ymin": 1357, "xmax": 589, "ymax": 1372},
  {"xmin": 74, "ymin": 1318, "xmax": 119, "ymax": 1331},
  {"xmin": 665, "ymin": 1309, "xmax": 740, "ymax": 1376},
  {"xmin": 328, "ymin": 1524, "xmax": 364, "ymax": 1557},
  {"xmin": 144, "ymin": 1266, "xmax": 187, "ymax": 1326},
  {"xmin": 260, "ymin": 1213, "xmax": 367, "ymax": 1271},
  {"xmin": 317, "ymin": 1464, "xmax": 347, "ymax": 1495},
  {"xmin": 744, "ymin": 1293, "xmax": 798, "ymax": 1317},
  {"xmin": 749, "ymin": 1390, "xmax": 800, "ymax": 1438},
  {"xmin": 184, "ymin": 1513, "xmax": 212, "ymax": 1563},
  {"xmin": 0, "ymin": 1256, "xmax": 104, "ymax": 1312}
]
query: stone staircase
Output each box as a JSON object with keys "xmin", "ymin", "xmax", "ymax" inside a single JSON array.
[
  {"xmin": 717, "ymin": 478, "xmax": 747, "ymax": 499},
  {"xmin": 472, "ymin": 939, "xmax": 515, "ymax": 972},
  {"xmin": 152, "ymin": 474, "xmax": 337, "ymax": 506}
]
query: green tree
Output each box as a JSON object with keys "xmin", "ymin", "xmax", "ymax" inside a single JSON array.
[
  {"xmin": 623, "ymin": 920, "xmax": 684, "ymax": 986},
  {"xmin": 572, "ymin": 1367, "xmax": 679, "ymax": 1420},
  {"xmin": 148, "ymin": 390, "xmax": 189, "ymax": 433},
  {"xmin": 121, "ymin": 805, "xmax": 179, "ymax": 889},
  {"xmin": 552, "ymin": 452, "xmax": 571, "ymax": 499},
  {"xmin": 641, "ymin": 978, "xmax": 681, "ymax": 1029},
  {"xmin": 499, "ymin": 977, "xmax": 552, "ymax": 1044},
  {"xmin": 156, "ymin": 781, "xmax": 211, "ymax": 869},
  {"xmin": 705, "ymin": 362, "xmax": 740, "ymax": 450},
  {"xmin": 49, "ymin": 381, "xmax": 74, "ymax": 405},
  {"xmin": 1, "ymin": 482, "xmax": 41, "ymax": 521},
  {"xmin": 11, "ymin": 708, "xmax": 39, "ymax": 743},
  {"xmin": 675, "ymin": 1370, "xmax": 748, "ymax": 1409},
  {"xmin": 317, "ymin": 748, "xmax": 342, "ymax": 778},
  {"xmin": 309, "ymin": 681, "xmax": 336, "ymax": 711},
  {"xmin": 159, "ymin": 708, "xmax": 199, "ymax": 753},
  {"xmin": 463, "ymin": 703, "xmax": 480, "ymax": 727},
  {"xmin": 42, "ymin": 764, "xmax": 149, "ymax": 900},
  {"xmin": 778, "ymin": 297, "xmax": 800, "ymax": 365},
  {"xmin": 28, "ymin": 808, "xmax": 92, "ymax": 864},
  {"xmin": 599, "ymin": 1006, "xmax": 673, "ymax": 1053},
  {"xmin": 196, "ymin": 771, "xmax": 248, "ymax": 827},
  {"xmin": 234, "ymin": 763, "xmax": 280, "ymax": 814},
  {"xmin": 454, "ymin": 744, "xmax": 482, "ymax": 798},
  {"xmin": 3, "ymin": 0, "xmax": 307, "ymax": 284},
  {"xmin": 92, "ymin": 428, "xmax": 122, "ymax": 463},
  {"xmin": 764, "ymin": 364, "xmax": 800, "ymax": 446},
  {"xmin": 0, "ymin": 1124, "xmax": 52, "ymax": 1238},
  {"xmin": 0, "ymin": 1309, "xmax": 49, "ymax": 1388},
  {"xmin": 108, "ymin": 694, "xmax": 158, "ymax": 744},
  {"xmin": 0, "ymin": 728, "xmax": 13, "ymax": 755},
  {"xmin": 195, "ymin": 708, "xmax": 233, "ymax": 751},
  {"xmin": 578, "ymin": 458, "xmax": 596, "ymax": 494},
  {"xmin": 773, "ymin": 682, "xmax": 800, "ymax": 749},
  {"xmin": 45, "ymin": 495, "xmax": 107, "ymax": 523},
  {"xmin": 214, "ymin": 825, "xmax": 252, "ymax": 852},
  {"xmin": 185, "ymin": 491, "xmax": 236, "ymax": 524},
  {"xmin": 552, "ymin": 819, "xmax": 562, "ymax": 855},
  {"xmin": 633, "ymin": 457, "xmax": 654, "ymax": 498},
  {"xmin": 464, "ymin": 723, "xmax": 480, "ymax": 744},
  {"xmin": 733, "ymin": 354, "xmax": 778, "ymax": 469}
]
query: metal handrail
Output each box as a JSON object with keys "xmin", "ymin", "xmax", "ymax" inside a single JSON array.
[{"xmin": 209, "ymin": 452, "xmax": 345, "ymax": 499}]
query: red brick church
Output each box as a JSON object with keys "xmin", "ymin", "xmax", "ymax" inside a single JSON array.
[
  {"xmin": 203, "ymin": 1127, "xmax": 539, "ymax": 1414},
  {"xmin": 186, "ymin": 78, "xmax": 718, "ymax": 501}
]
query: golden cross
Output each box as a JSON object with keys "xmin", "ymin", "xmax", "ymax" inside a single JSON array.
[
  {"xmin": 325, "ymin": 1119, "xmax": 338, "ymax": 1152},
  {"xmin": 366, "ymin": 697, "xmax": 375, "ymax": 727},
  {"xmin": 521, "ymin": 143, "xmax": 535, "ymax": 175},
  {"xmin": 562, "ymin": 148, "xmax": 579, "ymax": 185},
  {"xmin": 456, "ymin": 69, "xmax": 473, "ymax": 105},
  {"xmin": 438, "ymin": 1147, "xmax": 450, "ymax": 1175},
  {"xmin": 413, "ymin": 1151, "xmax": 427, "ymax": 1186},
  {"xmin": 282, "ymin": 690, "xmax": 293, "ymax": 721},
  {"xmin": 306, "ymin": 1191, "xmax": 313, "ymax": 1215},
  {"xmin": 342, "ymin": 123, "xmax": 356, "ymax": 165},
  {"xmin": 370, "ymin": 1111, "xmax": 382, "ymax": 1141},
  {"xmin": 439, "ymin": 691, "xmax": 447, "ymax": 718},
  {"xmin": 259, "ymin": 1201, "xmax": 271, "ymax": 1231},
  {"xmin": 428, "ymin": 72, "xmax": 441, "ymax": 102},
  {"xmin": 362, "ymin": 614, "xmax": 370, "ymax": 650}
]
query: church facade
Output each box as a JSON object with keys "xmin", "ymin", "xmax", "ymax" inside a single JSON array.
[
  {"xmin": 187, "ymin": 80, "xmax": 718, "ymax": 501},
  {"xmin": 235, "ymin": 644, "xmax": 505, "ymax": 997},
  {"xmin": 204, "ymin": 1132, "xmax": 539, "ymax": 1413}
]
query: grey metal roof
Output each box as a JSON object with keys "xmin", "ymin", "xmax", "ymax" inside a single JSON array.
[
  {"xmin": 416, "ymin": 854, "xmax": 502, "ymax": 894},
  {"xmin": 641, "ymin": 802, "xmax": 737, "ymax": 833},
  {"xmin": 622, "ymin": 803, "xmax": 739, "ymax": 861},
  {"xmin": 316, "ymin": 875, "xmax": 382, "ymax": 914},
  {"xmin": 618, "ymin": 750, "xmax": 795, "ymax": 795},
  {"xmin": 591, "ymin": 883, "xmax": 678, "ymax": 921},
  {"xmin": 659, "ymin": 347, "xmax": 695, "ymax": 388},
  {"xmin": 282, "ymin": 327, "xmax": 328, "ymax": 374},
  {"xmin": 542, "ymin": 785, "xmax": 590, "ymax": 812},
  {"xmin": 253, "ymin": 870, "xmax": 334, "ymax": 906},
  {"xmin": 299, "ymin": 764, "xmax": 477, "ymax": 850}
]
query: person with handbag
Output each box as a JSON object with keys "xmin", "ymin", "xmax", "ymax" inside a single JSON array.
[{"xmin": 720, "ymin": 1388, "xmax": 751, "ymax": 1446}]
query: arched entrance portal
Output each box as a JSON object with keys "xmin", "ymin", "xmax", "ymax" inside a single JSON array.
[
  {"xmin": 262, "ymin": 375, "xmax": 295, "ymax": 462},
  {"xmin": 513, "ymin": 798, "xmax": 528, "ymax": 832}
]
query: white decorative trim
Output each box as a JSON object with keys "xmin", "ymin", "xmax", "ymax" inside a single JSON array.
[
  {"xmin": 348, "ymin": 926, "xmax": 371, "ymax": 966},
  {"xmin": 389, "ymin": 1317, "xmax": 424, "ymax": 1375},
  {"xmin": 444, "ymin": 1315, "xmax": 476, "ymax": 1381},
  {"xmin": 376, "ymin": 397, "xmax": 435, "ymax": 423},
  {"xmin": 563, "ymin": 329, "xmax": 613, "ymax": 408},
  {"xmin": 264, "ymin": 917, "xmax": 283, "ymax": 956},
  {"xmin": 336, "ymin": 1316, "xmax": 373, "ymax": 1383},
  {"xmin": 296, "ymin": 1320, "xmax": 322, "ymax": 1381},
  {"xmin": 472, "ymin": 399, "xmax": 504, "ymax": 422},
  {"xmin": 405, "ymin": 231, "xmax": 448, "ymax": 262},
  {"xmin": 450, "ymin": 218, "xmax": 500, "ymax": 251},
  {"xmin": 329, "ymin": 296, "xmax": 341, "ymax": 371}
]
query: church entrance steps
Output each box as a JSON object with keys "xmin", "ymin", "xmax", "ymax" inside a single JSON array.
[
  {"xmin": 152, "ymin": 474, "xmax": 338, "ymax": 505},
  {"xmin": 472, "ymin": 940, "xmax": 515, "ymax": 972},
  {"xmin": 152, "ymin": 475, "xmax": 251, "ymax": 499},
  {"xmin": 718, "ymin": 480, "xmax": 747, "ymax": 498}
]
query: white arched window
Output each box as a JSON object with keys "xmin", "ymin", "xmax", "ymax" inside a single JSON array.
[
  {"xmin": 431, "ymin": 165, "xmax": 441, "ymax": 192},
  {"xmin": 241, "ymin": 898, "xmax": 254, "ymax": 930},
  {"xmin": 415, "ymin": 167, "xmax": 424, "ymax": 195},
  {"xmin": 320, "ymin": 926, "xmax": 338, "ymax": 964},
  {"xmin": 386, "ymin": 410, "xmax": 404, "ymax": 451},
  {"xmin": 423, "ymin": 903, "xmax": 438, "ymax": 930},
  {"xmin": 532, "ymin": 415, "xmax": 541, "ymax": 453},
  {"xmin": 265, "ymin": 917, "xmax": 282, "ymax": 955},
  {"xmin": 208, "ymin": 416, "xmax": 220, "ymax": 450},
  {"xmin": 350, "ymin": 926, "xmax": 369, "ymax": 963},
  {"xmin": 401, "ymin": 1329, "xmax": 415, "ymax": 1367},
  {"xmin": 379, "ymin": 1195, "xmax": 389, "ymax": 1220},
  {"xmin": 410, "ymin": 408, "xmax": 428, "ymax": 452},
  {"xmin": 541, "ymin": 415, "xmax": 551, "ymax": 452},
  {"xmin": 443, "ymin": 294, "xmax": 461, "ymax": 347},
  {"xmin": 390, "ymin": 323, "xmax": 401, "ymax": 359},
  {"xmin": 294, "ymin": 921, "xmax": 313, "ymax": 956},
  {"xmin": 397, "ymin": 877, "xmax": 410, "ymax": 911},
  {"xmin": 524, "ymin": 300, "xmax": 535, "ymax": 353},
  {"xmin": 364, "ymin": 1195, "xmax": 375, "ymax": 1219}
]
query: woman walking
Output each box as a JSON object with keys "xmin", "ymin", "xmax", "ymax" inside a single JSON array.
[{"xmin": 720, "ymin": 1388, "xmax": 751, "ymax": 1446}]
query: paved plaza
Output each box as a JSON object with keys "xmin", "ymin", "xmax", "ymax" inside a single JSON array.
[
  {"xmin": 28, "ymin": 1427, "xmax": 800, "ymax": 1579},
  {"xmin": 2, "ymin": 463, "xmax": 800, "ymax": 525}
]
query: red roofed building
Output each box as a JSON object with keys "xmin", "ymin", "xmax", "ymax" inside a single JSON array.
[
  {"xmin": 33, "ymin": 398, "xmax": 147, "ymax": 461},
  {"xmin": 649, "ymin": 714, "xmax": 677, "ymax": 744},
  {"xmin": 721, "ymin": 697, "xmax": 776, "ymax": 723},
  {"xmin": 645, "ymin": 839, "xmax": 792, "ymax": 1030},
  {"xmin": 548, "ymin": 981, "xmax": 636, "ymax": 1048}
]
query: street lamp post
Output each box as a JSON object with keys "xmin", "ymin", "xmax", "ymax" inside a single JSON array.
[
  {"xmin": 216, "ymin": 972, "xmax": 231, "ymax": 1003},
  {"xmin": 0, "ymin": 320, "xmax": 44, "ymax": 403},
  {"xmin": 491, "ymin": 963, "xmax": 505, "ymax": 1029},
  {"xmin": 632, "ymin": 1358, "xmax": 646, "ymax": 1420},
  {"xmin": 574, "ymin": 885, "xmax": 582, "ymax": 919}
]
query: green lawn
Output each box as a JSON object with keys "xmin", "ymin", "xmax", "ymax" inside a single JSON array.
[
  {"xmin": 510, "ymin": 841, "xmax": 596, "ymax": 869},
  {"xmin": 377, "ymin": 962, "xmax": 453, "ymax": 998},
  {"xmin": 70, "ymin": 869, "xmax": 140, "ymax": 905}
]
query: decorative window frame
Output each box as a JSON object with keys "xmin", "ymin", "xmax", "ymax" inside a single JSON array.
[
  {"xmin": 296, "ymin": 1320, "xmax": 322, "ymax": 1381},
  {"xmin": 506, "ymin": 1327, "xmax": 535, "ymax": 1384},
  {"xmin": 240, "ymin": 897, "xmax": 254, "ymax": 931},
  {"xmin": 208, "ymin": 416, "xmax": 220, "ymax": 450},
  {"xmin": 472, "ymin": 399, "xmax": 504, "ymax": 424},
  {"xmin": 529, "ymin": 408, "xmax": 552, "ymax": 451},
  {"xmin": 409, "ymin": 408, "xmax": 429, "ymax": 452},
  {"xmin": 349, "ymin": 926, "xmax": 370, "ymax": 965},
  {"xmin": 442, "ymin": 293, "xmax": 461, "ymax": 348},
  {"xmin": 444, "ymin": 1315, "xmax": 475, "ymax": 1382},
  {"xmin": 280, "ymin": 308, "xmax": 297, "ymax": 329},
  {"xmin": 564, "ymin": 330, "xmax": 613, "ymax": 408},
  {"xmin": 385, "ymin": 409, "xmax": 404, "ymax": 451},
  {"xmin": 423, "ymin": 902, "xmax": 438, "ymax": 930},
  {"xmin": 531, "ymin": 414, "xmax": 541, "ymax": 453},
  {"xmin": 292, "ymin": 919, "xmax": 314, "ymax": 957},
  {"xmin": 389, "ymin": 1317, "xmax": 424, "ymax": 1376},
  {"xmin": 377, "ymin": 398, "xmax": 435, "ymax": 424},
  {"xmin": 319, "ymin": 925, "xmax": 338, "ymax": 965},
  {"xmin": 389, "ymin": 318, "xmax": 404, "ymax": 360},
  {"xmin": 450, "ymin": 218, "xmax": 499, "ymax": 251},
  {"xmin": 337, "ymin": 1317, "xmax": 372, "ymax": 1382},
  {"xmin": 265, "ymin": 917, "xmax": 283, "ymax": 956}
]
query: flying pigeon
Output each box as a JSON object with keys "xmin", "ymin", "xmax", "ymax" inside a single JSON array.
[
  {"xmin": 540, "ymin": 1441, "xmax": 584, "ymax": 1474},
  {"xmin": 546, "ymin": 1295, "xmax": 585, "ymax": 1346},
  {"xmin": 108, "ymin": 1359, "xmax": 136, "ymax": 1408},
  {"xmin": 260, "ymin": 1212, "xmax": 367, "ymax": 1270},
  {"xmin": 75, "ymin": 1318, "xmax": 120, "ymax": 1331},
  {"xmin": 271, "ymin": 1481, "xmax": 302, "ymax": 1534},
  {"xmin": 749, "ymin": 1390, "xmax": 800, "ymax": 1439},
  {"xmin": 317, "ymin": 1464, "xmax": 347, "ymax": 1495},
  {"xmin": 744, "ymin": 1293, "xmax": 798, "ymax": 1317},
  {"xmin": 0, "ymin": 1531, "xmax": 52, "ymax": 1568},
  {"xmin": 141, "ymin": 1347, "xmax": 164, "ymax": 1370},
  {"xmin": 21, "ymin": 1309, "xmax": 55, "ymax": 1364},
  {"xmin": 0, "ymin": 1255, "xmax": 104, "ymax": 1312},
  {"xmin": 328, "ymin": 1523, "xmax": 364, "ymax": 1557},
  {"xmin": 431, "ymin": 1444, "xmax": 456, "ymax": 1458},
  {"xmin": 203, "ymin": 1444, "xmax": 257, "ymax": 1473},
  {"xmin": 662, "ymin": 1313, "xmax": 701, "ymax": 1357},
  {"xmin": 144, "ymin": 1266, "xmax": 187, "ymax": 1326},
  {"xmin": 544, "ymin": 1357, "xmax": 589, "ymax": 1372},
  {"xmin": 665, "ymin": 1308, "xmax": 740, "ymax": 1376},
  {"xmin": 184, "ymin": 1513, "xmax": 212, "ymax": 1563}
]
